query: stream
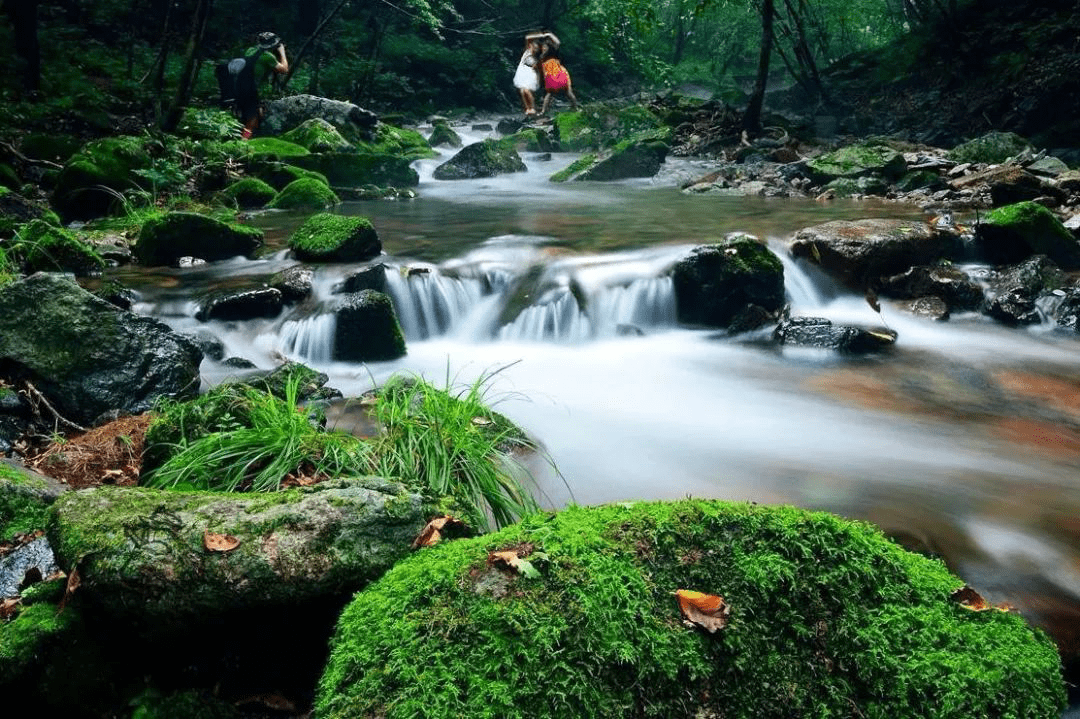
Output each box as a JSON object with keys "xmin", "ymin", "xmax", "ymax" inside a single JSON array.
[{"xmin": 115, "ymin": 125, "xmax": 1080, "ymax": 697}]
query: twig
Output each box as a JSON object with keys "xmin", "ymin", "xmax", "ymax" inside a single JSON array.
[
  {"xmin": 20, "ymin": 380, "xmax": 88, "ymax": 433},
  {"xmin": 0, "ymin": 141, "xmax": 64, "ymax": 171}
]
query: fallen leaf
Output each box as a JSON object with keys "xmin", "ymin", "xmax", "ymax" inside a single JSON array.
[
  {"xmin": 675, "ymin": 589, "xmax": 730, "ymax": 633},
  {"xmin": 412, "ymin": 516, "xmax": 468, "ymax": 549},
  {"xmin": 951, "ymin": 585, "xmax": 1014, "ymax": 612},
  {"xmin": 471, "ymin": 416, "xmax": 493, "ymax": 426},
  {"xmin": 203, "ymin": 531, "xmax": 241, "ymax": 552},
  {"xmin": 489, "ymin": 545, "xmax": 541, "ymax": 579},
  {"xmin": 58, "ymin": 567, "xmax": 80, "ymax": 611}
]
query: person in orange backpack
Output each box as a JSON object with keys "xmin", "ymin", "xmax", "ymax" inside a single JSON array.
[{"xmin": 536, "ymin": 32, "xmax": 578, "ymax": 116}]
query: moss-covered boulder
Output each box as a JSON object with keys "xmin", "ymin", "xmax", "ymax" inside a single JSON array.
[
  {"xmin": 0, "ymin": 186, "xmax": 61, "ymax": 239},
  {"xmin": 553, "ymin": 104, "xmax": 669, "ymax": 152},
  {"xmin": 0, "ymin": 247, "xmax": 17, "ymax": 288},
  {"xmin": 217, "ymin": 177, "xmax": 277, "ymax": 209},
  {"xmin": 0, "ymin": 462, "xmax": 67, "ymax": 543},
  {"xmin": 268, "ymin": 177, "xmax": 341, "ymax": 210},
  {"xmin": 51, "ymin": 136, "xmax": 152, "ymax": 221},
  {"xmin": 281, "ymin": 117, "xmax": 354, "ymax": 152},
  {"xmin": 804, "ymin": 143, "xmax": 907, "ymax": 186},
  {"xmin": 355, "ymin": 123, "xmax": 437, "ymax": 161},
  {"xmin": 428, "ymin": 121, "xmax": 463, "ymax": 148},
  {"xmin": 239, "ymin": 137, "xmax": 311, "ymax": 159},
  {"xmin": 290, "ymin": 152, "xmax": 420, "ymax": 188},
  {"xmin": 550, "ymin": 139, "xmax": 668, "ymax": 182},
  {"xmin": 46, "ymin": 478, "xmax": 430, "ymax": 630},
  {"xmin": 671, "ymin": 236, "xmax": 785, "ymax": 329},
  {"xmin": 246, "ymin": 160, "xmax": 331, "ymax": 191},
  {"xmin": 318, "ymin": 500, "xmax": 1065, "ymax": 719},
  {"xmin": 0, "ymin": 274, "xmax": 203, "ymax": 426},
  {"xmin": 975, "ymin": 201, "xmax": 1080, "ymax": 268},
  {"xmin": 432, "ymin": 139, "xmax": 526, "ymax": 180},
  {"xmin": 790, "ymin": 219, "xmax": 962, "ymax": 290},
  {"xmin": 261, "ymin": 94, "xmax": 379, "ymax": 142},
  {"xmin": 497, "ymin": 128, "xmax": 554, "ymax": 154},
  {"xmin": 11, "ymin": 219, "xmax": 106, "ymax": 276},
  {"xmin": 18, "ymin": 134, "xmax": 85, "ymax": 165},
  {"xmin": 0, "ymin": 595, "xmax": 82, "ymax": 685},
  {"xmin": 134, "ymin": 212, "xmax": 264, "ymax": 267},
  {"xmin": 946, "ymin": 131, "xmax": 1031, "ymax": 165},
  {"xmin": 288, "ymin": 213, "xmax": 381, "ymax": 263},
  {"xmin": 333, "ymin": 290, "xmax": 406, "ymax": 362},
  {"xmin": 821, "ymin": 175, "xmax": 889, "ymax": 198}
]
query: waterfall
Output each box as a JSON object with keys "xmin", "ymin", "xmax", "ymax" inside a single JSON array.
[
  {"xmin": 383, "ymin": 269, "xmax": 487, "ymax": 340},
  {"xmin": 271, "ymin": 313, "xmax": 337, "ymax": 363},
  {"xmin": 497, "ymin": 291, "xmax": 593, "ymax": 342}
]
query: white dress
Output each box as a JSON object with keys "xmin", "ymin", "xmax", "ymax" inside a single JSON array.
[{"xmin": 513, "ymin": 50, "xmax": 540, "ymax": 91}]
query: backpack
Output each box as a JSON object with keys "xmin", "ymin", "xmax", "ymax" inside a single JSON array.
[{"xmin": 215, "ymin": 49, "xmax": 261, "ymax": 112}]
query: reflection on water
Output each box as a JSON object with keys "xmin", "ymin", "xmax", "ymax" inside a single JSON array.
[{"xmin": 117, "ymin": 129, "xmax": 1080, "ymax": 690}]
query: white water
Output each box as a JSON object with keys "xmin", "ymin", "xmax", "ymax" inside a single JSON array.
[{"xmin": 127, "ymin": 122, "xmax": 1080, "ymax": 658}]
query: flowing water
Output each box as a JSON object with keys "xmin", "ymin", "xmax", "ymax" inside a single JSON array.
[{"xmin": 116, "ymin": 126, "xmax": 1080, "ymax": 691}]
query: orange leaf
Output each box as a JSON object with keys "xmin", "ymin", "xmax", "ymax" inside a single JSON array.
[
  {"xmin": 488, "ymin": 545, "xmax": 541, "ymax": 579},
  {"xmin": 951, "ymin": 585, "xmax": 1013, "ymax": 612},
  {"xmin": 203, "ymin": 531, "xmax": 241, "ymax": 552},
  {"xmin": 675, "ymin": 589, "xmax": 730, "ymax": 633},
  {"xmin": 412, "ymin": 516, "xmax": 467, "ymax": 549},
  {"xmin": 58, "ymin": 567, "xmax": 79, "ymax": 611}
]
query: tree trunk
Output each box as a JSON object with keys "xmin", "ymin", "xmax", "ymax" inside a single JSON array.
[
  {"xmin": 3, "ymin": 0, "xmax": 41, "ymax": 93},
  {"xmin": 743, "ymin": 0, "xmax": 774, "ymax": 134},
  {"xmin": 160, "ymin": 0, "xmax": 214, "ymax": 132}
]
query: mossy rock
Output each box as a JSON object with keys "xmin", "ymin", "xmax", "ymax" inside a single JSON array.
[
  {"xmin": 19, "ymin": 133, "xmax": 85, "ymax": 164},
  {"xmin": 550, "ymin": 139, "xmax": 668, "ymax": 182},
  {"xmin": 0, "ymin": 162, "xmax": 19, "ymax": 191},
  {"xmin": 317, "ymin": 500, "xmax": 1066, "ymax": 719},
  {"xmin": 0, "ymin": 186, "xmax": 61, "ymax": 239},
  {"xmin": 946, "ymin": 131, "xmax": 1031, "ymax": 165},
  {"xmin": 175, "ymin": 107, "xmax": 244, "ymax": 141},
  {"xmin": 895, "ymin": 169, "xmax": 946, "ymax": 192},
  {"xmin": 288, "ymin": 213, "xmax": 380, "ymax": 263},
  {"xmin": 355, "ymin": 123, "xmax": 437, "ymax": 161},
  {"xmin": 333, "ymin": 290, "xmax": 406, "ymax": 362},
  {"xmin": 432, "ymin": 139, "xmax": 526, "ymax": 180},
  {"xmin": 0, "ymin": 601, "xmax": 81, "ymax": 685},
  {"xmin": 428, "ymin": 122, "xmax": 462, "ymax": 148},
  {"xmin": 497, "ymin": 128, "xmax": 554, "ymax": 154},
  {"xmin": 671, "ymin": 236, "xmax": 785, "ymax": 328},
  {"xmin": 976, "ymin": 200, "xmax": 1080, "ymax": 268},
  {"xmin": 805, "ymin": 143, "xmax": 907, "ymax": 185},
  {"xmin": 281, "ymin": 118, "xmax": 354, "ymax": 153},
  {"xmin": 51, "ymin": 136, "xmax": 151, "ymax": 221},
  {"xmin": 0, "ymin": 462, "xmax": 66, "ymax": 542},
  {"xmin": 0, "ymin": 247, "xmax": 17, "ymax": 288},
  {"xmin": 11, "ymin": 218, "xmax": 106, "ymax": 276},
  {"xmin": 553, "ymin": 104, "xmax": 668, "ymax": 152},
  {"xmin": 246, "ymin": 161, "xmax": 331, "ymax": 191},
  {"xmin": 242, "ymin": 137, "xmax": 311, "ymax": 159},
  {"xmin": 268, "ymin": 177, "xmax": 341, "ymax": 210},
  {"xmin": 290, "ymin": 152, "xmax": 420, "ymax": 188},
  {"xmin": 822, "ymin": 175, "xmax": 889, "ymax": 197},
  {"xmin": 217, "ymin": 177, "xmax": 277, "ymax": 209},
  {"xmin": 134, "ymin": 212, "xmax": 264, "ymax": 266}
]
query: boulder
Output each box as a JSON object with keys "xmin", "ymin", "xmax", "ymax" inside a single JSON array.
[
  {"xmin": 428, "ymin": 121, "xmax": 463, "ymax": 149},
  {"xmin": 246, "ymin": 160, "xmax": 330, "ymax": 191},
  {"xmin": 498, "ymin": 128, "xmax": 555, "ymax": 154},
  {"xmin": 268, "ymin": 177, "xmax": 341, "ymax": 210},
  {"xmin": 261, "ymin": 94, "xmax": 379, "ymax": 142},
  {"xmin": 432, "ymin": 139, "xmax": 526, "ymax": 180},
  {"xmin": 974, "ymin": 201, "xmax": 1080, "ymax": 269},
  {"xmin": 9, "ymin": 219, "xmax": 105, "ymax": 276},
  {"xmin": 0, "ymin": 187, "xmax": 60, "ymax": 239},
  {"xmin": 804, "ymin": 143, "xmax": 907, "ymax": 186},
  {"xmin": 217, "ymin": 177, "xmax": 277, "ymax": 209},
  {"xmin": 47, "ymin": 478, "xmax": 429, "ymax": 630},
  {"xmin": 195, "ymin": 287, "xmax": 283, "ymax": 322},
  {"xmin": 51, "ymin": 136, "xmax": 151, "ymax": 221},
  {"xmin": 1052, "ymin": 286, "xmax": 1080, "ymax": 332},
  {"xmin": 550, "ymin": 139, "xmax": 668, "ymax": 182},
  {"xmin": 270, "ymin": 265, "xmax": 315, "ymax": 303},
  {"xmin": 984, "ymin": 255, "xmax": 1070, "ymax": 326},
  {"xmin": 316, "ymin": 500, "xmax": 1066, "ymax": 719},
  {"xmin": 337, "ymin": 263, "xmax": 389, "ymax": 294},
  {"xmin": 356, "ymin": 124, "xmax": 436, "ymax": 161},
  {"xmin": 877, "ymin": 264, "xmax": 985, "ymax": 312},
  {"xmin": 820, "ymin": 175, "xmax": 889, "ymax": 197},
  {"xmin": 289, "ymin": 213, "xmax": 381, "ymax": 263},
  {"xmin": 290, "ymin": 152, "xmax": 419, "ymax": 188},
  {"xmin": 134, "ymin": 212, "xmax": 264, "ymax": 267},
  {"xmin": 1, "ymin": 461, "xmax": 67, "ymax": 544},
  {"xmin": 0, "ymin": 273, "xmax": 202, "ymax": 425},
  {"xmin": 790, "ymin": 219, "xmax": 961, "ymax": 290},
  {"xmin": 774, "ymin": 316, "xmax": 897, "ymax": 353},
  {"xmin": 946, "ymin": 131, "xmax": 1031, "ymax": 165},
  {"xmin": 240, "ymin": 137, "xmax": 310, "ymax": 159},
  {"xmin": 333, "ymin": 290, "xmax": 406, "ymax": 362},
  {"xmin": 281, "ymin": 118, "xmax": 354, "ymax": 152},
  {"xmin": 671, "ymin": 235, "xmax": 785, "ymax": 329},
  {"xmin": 552, "ymin": 104, "xmax": 669, "ymax": 152}
]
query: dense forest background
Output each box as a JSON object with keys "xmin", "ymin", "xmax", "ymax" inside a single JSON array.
[{"xmin": 1, "ymin": 0, "xmax": 1079, "ymax": 144}]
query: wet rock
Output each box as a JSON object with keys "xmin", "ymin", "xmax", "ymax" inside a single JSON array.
[
  {"xmin": 0, "ymin": 273, "xmax": 202, "ymax": 426},
  {"xmin": 804, "ymin": 143, "xmax": 907, "ymax": 186},
  {"xmin": 134, "ymin": 212, "xmax": 263, "ymax": 267},
  {"xmin": 671, "ymin": 235, "xmax": 785, "ymax": 329},
  {"xmin": 984, "ymin": 255, "xmax": 1069, "ymax": 326},
  {"xmin": 974, "ymin": 201, "xmax": 1080, "ymax": 269},
  {"xmin": 47, "ymin": 478, "xmax": 429, "ymax": 631},
  {"xmin": 270, "ymin": 265, "xmax": 314, "ymax": 304},
  {"xmin": 289, "ymin": 213, "xmax": 381, "ymax": 263},
  {"xmin": 337, "ymin": 263, "xmax": 388, "ymax": 295},
  {"xmin": 428, "ymin": 121, "xmax": 463, "ymax": 148},
  {"xmin": 333, "ymin": 290, "xmax": 406, "ymax": 362},
  {"xmin": 1052, "ymin": 287, "xmax": 1080, "ymax": 332},
  {"xmin": 877, "ymin": 264, "xmax": 984, "ymax": 312},
  {"xmin": 551, "ymin": 139, "xmax": 669, "ymax": 182},
  {"xmin": 432, "ymin": 139, "xmax": 526, "ymax": 180},
  {"xmin": 906, "ymin": 296, "xmax": 950, "ymax": 320},
  {"xmin": 496, "ymin": 118, "xmax": 523, "ymax": 135},
  {"xmin": 281, "ymin": 117, "xmax": 354, "ymax": 152},
  {"xmin": 180, "ymin": 328, "xmax": 226, "ymax": 361},
  {"xmin": 290, "ymin": 152, "xmax": 419, "ymax": 188},
  {"xmin": 93, "ymin": 279, "xmax": 139, "ymax": 311},
  {"xmin": 0, "ymin": 535, "xmax": 58, "ymax": 599},
  {"xmin": 261, "ymin": 94, "xmax": 378, "ymax": 142},
  {"xmin": 499, "ymin": 128, "xmax": 555, "ymax": 154},
  {"xmin": 791, "ymin": 219, "xmax": 961, "ymax": 290},
  {"xmin": 773, "ymin": 316, "xmax": 897, "ymax": 353},
  {"xmin": 243, "ymin": 361, "xmax": 341, "ymax": 402},
  {"xmin": 195, "ymin": 287, "xmax": 283, "ymax": 322},
  {"xmin": 222, "ymin": 356, "xmax": 257, "ymax": 369}
]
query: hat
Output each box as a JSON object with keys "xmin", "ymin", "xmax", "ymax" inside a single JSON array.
[{"xmin": 257, "ymin": 32, "xmax": 281, "ymax": 50}]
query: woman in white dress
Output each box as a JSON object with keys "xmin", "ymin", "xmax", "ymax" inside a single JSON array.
[{"xmin": 513, "ymin": 37, "xmax": 542, "ymax": 116}]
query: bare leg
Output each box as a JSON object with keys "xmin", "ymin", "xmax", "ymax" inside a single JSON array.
[
  {"xmin": 565, "ymin": 81, "xmax": 578, "ymax": 109},
  {"xmin": 540, "ymin": 92, "xmax": 552, "ymax": 116}
]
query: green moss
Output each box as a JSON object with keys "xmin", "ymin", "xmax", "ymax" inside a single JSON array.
[
  {"xmin": 217, "ymin": 177, "xmax": 277, "ymax": 209},
  {"xmin": 806, "ymin": 143, "xmax": 907, "ymax": 183},
  {"xmin": 290, "ymin": 152, "xmax": 420, "ymax": 188},
  {"xmin": 242, "ymin": 137, "xmax": 311, "ymax": 159},
  {"xmin": 281, "ymin": 118, "xmax": 354, "ymax": 152},
  {"xmin": 0, "ymin": 246, "xmax": 17, "ymax": 287},
  {"xmin": 11, "ymin": 218, "xmax": 106, "ymax": 275},
  {"xmin": 0, "ymin": 465, "xmax": 55, "ymax": 541},
  {"xmin": 356, "ymin": 124, "xmax": 437, "ymax": 160},
  {"xmin": 550, "ymin": 154, "xmax": 597, "ymax": 183},
  {"xmin": 318, "ymin": 500, "xmax": 1065, "ymax": 719},
  {"xmin": 946, "ymin": 131, "xmax": 1031, "ymax": 165},
  {"xmin": 130, "ymin": 688, "xmax": 241, "ymax": 719},
  {"xmin": 247, "ymin": 161, "xmax": 331, "ymax": 191},
  {"xmin": 52, "ymin": 136, "xmax": 151, "ymax": 220},
  {"xmin": 0, "ymin": 602, "xmax": 79, "ymax": 684},
  {"xmin": 287, "ymin": 213, "xmax": 379, "ymax": 262},
  {"xmin": 553, "ymin": 104, "xmax": 667, "ymax": 151},
  {"xmin": 268, "ymin": 178, "xmax": 340, "ymax": 210},
  {"xmin": 982, "ymin": 201, "xmax": 1079, "ymax": 267}
]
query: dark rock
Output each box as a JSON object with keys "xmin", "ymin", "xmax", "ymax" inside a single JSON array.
[
  {"xmin": 471, "ymin": 124, "xmax": 494, "ymax": 132},
  {"xmin": 243, "ymin": 361, "xmax": 337, "ymax": 401},
  {"xmin": 134, "ymin": 212, "xmax": 263, "ymax": 267},
  {"xmin": 906, "ymin": 296, "xmax": 950, "ymax": 320},
  {"xmin": 946, "ymin": 131, "xmax": 1030, "ymax": 165},
  {"xmin": 270, "ymin": 265, "xmax": 315, "ymax": 303},
  {"xmin": 974, "ymin": 201, "xmax": 1080, "ymax": 269},
  {"xmin": 1052, "ymin": 287, "xmax": 1080, "ymax": 332},
  {"xmin": 180, "ymin": 329, "xmax": 226, "ymax": 361},
  {"xmin": 290, "ymin": 152, "xmax": 419, "ymax": 188},
  {"xmin": 428, "ymin": 122, "xmax": 463, "ymax": 148},
  {"xmin": 790, "ymin": 219, "xmax": 961, "ymax": 290},
  {"xmin": 432, "ymin": 140, "xmax": 526, "ymax": 180},
  {"xmin": 196, "ymin": 287, "xmax": 283, "ymax": 322},
  {"xmin": 987, "ymin": 167, "xmax": 1063, "ymax": 206},
  {"xmin": 774, "ymin": 316, "xmax": 897, "ymax": 353},
  {"xmin": 553, "ymin": 140, "xmax": 669, "ymax": 182},
  {"xmin": 333, "ymin": 290, "xmax": 406, "ymax": 362},
  {"xmin": 984, "ymin": 255, "xmax": 1069, "ymax": 326},
  {"xmin": 496, "ymin": 118, "xmax": 523, "ymax": 135},
  {"xmin": 93, "ymin": 279, "xmax": 139, "ymax": 311},
  {"xmin": 222, "ymin": 357, "xmax": 257, "ymax": 369},
  {"xmin": 51, "ymin": 136, "xmax": 151, "ymax": 221},
  {"xmin": 672, "ymin": 235, "xmax": 785, "ymax": 329},
  {"xmin": 337, "ymin": 263, "xmax": 389, "ymax": 295},
  {"xmin": 261, "ymin": 94, "xmax": 378, "ymax": 142},
  {"xmin": 877, "ymin": 265, "xmax": 984, "ymax": 312},
  {"xmin": 0, "ymin": 187, "xmax": 59, "ymax": 239}
]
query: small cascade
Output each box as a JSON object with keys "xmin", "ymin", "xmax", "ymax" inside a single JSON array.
[
  {"xmin": 771, "ymin": 240, "xmax": 837, "ymax": 310},
  {"xmin": 498, "ymin": 290, "xmax": 592, "ymax": 342},
  {"xmin": 587, "ymin": 277, "xmax": 677, "ymax": 336},
  {"xmin": 271, "ymin": 312, "xmax": 336, "ymax": 363},
  {"xmin": 383, "ymin": 269, "xmax": 487, "ymax": 340}
]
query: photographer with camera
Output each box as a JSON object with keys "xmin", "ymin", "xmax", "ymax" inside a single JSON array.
[{"xmin": 238, "ymin": 31, "xmax": 289, "ymax": 139}]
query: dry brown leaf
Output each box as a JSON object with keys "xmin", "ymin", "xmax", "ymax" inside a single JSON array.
[
  {"xmin": 0, "ymin": 597, "xmax": 19, "ymax": 621},
  {"xmin": 412, "ymin": 515, "xmax": 468, "ymax": 549},
  {"xmin": 203, "ymin": 531, "xmax": 241, "ymax": 552},
  {"xmin": 675, "ymin": 589, "xmax": 730, "ymax": 633},
  {"xmin": 488, "ymin": 545, "xmax": 541, "ymax": 579},
  {"xmin": 58, "ymin": 567, "xmax": 79, "ymax": 611},
  {"xmin": 951, "ymin": 585, "xmax": 1014, "ymax": 612}
]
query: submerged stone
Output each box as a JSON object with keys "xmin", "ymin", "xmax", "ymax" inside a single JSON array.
[{"xmin": 773, "ymin": 316, "xmax": 897, "ymax": 352}]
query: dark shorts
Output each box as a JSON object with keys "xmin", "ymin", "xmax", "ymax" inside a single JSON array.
[{"xmin": 236, "ymin": 90, "xmax": 260, "ymax": 123}]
